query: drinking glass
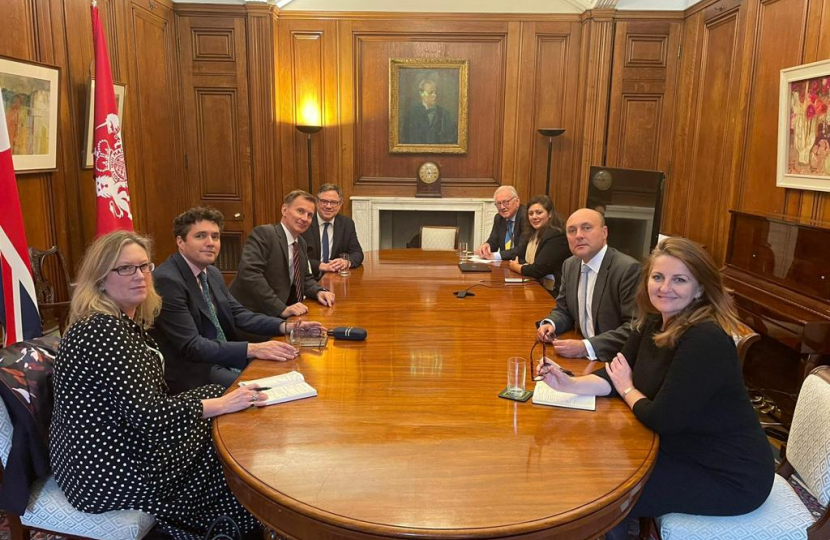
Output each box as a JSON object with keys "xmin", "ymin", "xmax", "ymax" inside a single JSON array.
[
  {"xmin": 287, "ymin": 319, "xmax": 302, "ymax": 346},
  {"xmin": 458, "ymin": 241, "xmax": 469, "ymax": 261},
  {"xmin": 339, "ymin": 253, "xmax": 351, "ymax": 277},
  {"xmin": 507, "ymin": 357, "xmax": 527, "ymax": 396}
]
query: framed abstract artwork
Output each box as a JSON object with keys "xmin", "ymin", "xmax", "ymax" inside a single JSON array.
[
  {"xmin": 777, "ymin": 59, "xmax": 830, "ymax": 192},
  {"xmin": 389, "ymin": 58, "xmax": 468, "ymax": 154},
  {"xmin": 0, "ymin": 55, "xmax": 60, "ymax": 172},
  {"xmin": 83, "ymin": 79, "xmax": 126, "ymax": 169}
]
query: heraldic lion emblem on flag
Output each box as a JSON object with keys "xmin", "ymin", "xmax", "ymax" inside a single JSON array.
[{"xmin": 93, "ymin": 113, "xmax": 132, "ymax": 220}]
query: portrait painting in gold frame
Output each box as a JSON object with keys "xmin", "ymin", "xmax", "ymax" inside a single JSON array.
[{"xmin": 389, "ymin": 58, "xmax": 468, "ymax": 154}]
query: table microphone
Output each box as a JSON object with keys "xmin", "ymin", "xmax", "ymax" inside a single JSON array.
[{"xmin": 328, "ymin": 327, "xmax": 367, "ymax": 341}]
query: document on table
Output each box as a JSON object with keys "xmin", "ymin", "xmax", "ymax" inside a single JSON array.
[
  {"xmin": 532, "ymin": 381, "xmax": 596, "ymax": 411},
  {"xmin": 238, "ymin": 371, "xmax": 317, "ymax": 405}
]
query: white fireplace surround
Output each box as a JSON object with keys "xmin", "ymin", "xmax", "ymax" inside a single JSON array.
[{"xmin": 351, "ymin": 196, "xmax": 496, "ymax": 252}]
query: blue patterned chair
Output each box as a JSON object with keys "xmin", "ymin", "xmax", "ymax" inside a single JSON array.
[
  {"xmin": 654, "ymin": 365, "xmax": 830, "ymax": 540},
  {"xmin": 0, "ymin": 338, "xmax": 156, "ymax": 540}
]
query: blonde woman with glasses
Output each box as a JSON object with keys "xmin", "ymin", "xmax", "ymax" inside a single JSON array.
[{"xmin": 50, "ymin": 231, "xmax": 265, "ymax": 540}]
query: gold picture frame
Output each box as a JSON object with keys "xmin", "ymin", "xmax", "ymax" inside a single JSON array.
[
  {"xmin": 83, "ymin": 79, "xmax": 126, "ymax": 169},
  {"xmin": 389, "ymin": 58, "xmax": 468, "ymax": 154},
  {"xmin": 0, "ymin": 55, "xmax": 60, "ymax": 172}
]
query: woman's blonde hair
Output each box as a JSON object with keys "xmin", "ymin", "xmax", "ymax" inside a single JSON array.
[
  {"xmin": 69, "ymin": 231, "xmax": 162, "ymax": 327},
  {"xmin": 634, "ymin": 236, "xmax": 741, "ymax": 348}
]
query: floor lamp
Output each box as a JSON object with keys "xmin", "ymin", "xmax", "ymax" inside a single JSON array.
[
  {"xmin": 537, "ymin": 128, "xmax": 565, "ymax": 196},
  {"xmin": 296, "ymin": 125, "xmax": 322, "ymax": 193}
]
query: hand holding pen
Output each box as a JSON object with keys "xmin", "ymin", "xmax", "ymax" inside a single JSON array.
[{"xmin": 530, "ymin": 340, "xmax": 574, "ymax": 382}]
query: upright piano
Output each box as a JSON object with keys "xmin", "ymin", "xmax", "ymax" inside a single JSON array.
[{"xmin": 722, "ymin": 211, "xmax": 830, "ymax": 426}]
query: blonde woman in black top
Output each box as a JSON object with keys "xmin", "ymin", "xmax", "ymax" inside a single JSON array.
[
  {"xmin": 536, "ymin": 237, "xmax": 773, "ymax": 539},
  {"xmin": 508, "ymin": 195, "xmax": 570, "ymax": 295}
]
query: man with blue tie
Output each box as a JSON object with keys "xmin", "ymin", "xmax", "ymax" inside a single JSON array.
[
  {"xmin": 536, "ymin": 208, "xmax": 640, "ymax": 362},
  {"xmin": 301, "ymin": 184, "xmax": 364, "ymax": 279},
  {"xmin": 475, "ymin": 186, "xmax": 526, "ymax": 261},
  {"xmin": 152, "ymin": 207, "xmax": 318, "ymax": 393}
]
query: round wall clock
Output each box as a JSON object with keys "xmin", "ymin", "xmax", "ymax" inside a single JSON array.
[{"xmin": 591, "ymin": 169, "xmax": 613, "ymax": 191}]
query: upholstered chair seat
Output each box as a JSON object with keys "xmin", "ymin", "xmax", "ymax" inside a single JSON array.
[{"xmin": 655, "ymin": 366, "xmax": 830, "ymax": 540}]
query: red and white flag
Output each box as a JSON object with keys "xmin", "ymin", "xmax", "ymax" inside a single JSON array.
[
  {"xmin": 0, "ymin": 93, "xmax": 42, "ymax": 346},
  {"xmin": 92, "ymin": 1, "xmax": 133, "ymax": 235}
]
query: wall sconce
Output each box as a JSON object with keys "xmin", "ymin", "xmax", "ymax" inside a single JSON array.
[
  {"xmin": 296, "ymin": 99, "xmax": 321, "ymax": 193},
  {"xmin": 537, "ymin": 128, "xmax": 565, "ymax": 196}
]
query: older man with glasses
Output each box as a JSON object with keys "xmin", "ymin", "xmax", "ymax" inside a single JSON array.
[
  {"xmin": 301, "ymin": 183, "xmax": 364, "ymax": 279},
  {"xmin": 475, "ymin": 185, "xmax": 527, "ymax": 261}
]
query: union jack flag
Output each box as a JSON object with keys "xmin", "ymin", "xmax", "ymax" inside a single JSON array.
[{"xmin": 0, "ymin": 88, "xmax": 42, "ymax": 346}]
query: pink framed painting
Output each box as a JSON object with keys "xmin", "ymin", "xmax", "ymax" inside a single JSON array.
[{"xmin": 777, "ymin": 59, "xmax": 830, "ymax": 192}]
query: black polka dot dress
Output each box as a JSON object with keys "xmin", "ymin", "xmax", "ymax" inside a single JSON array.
[{"xmin": 50, "ymin": 313, "xmax": 258, "ymax": 539}]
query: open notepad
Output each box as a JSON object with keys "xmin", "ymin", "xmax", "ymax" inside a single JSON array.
[
  {"xmin": 532, "ymin": 381, "xmax": 596, "ymax": 411},
  {"xmin": 238, "ymin": 371, "xmax": 317, "ymax": 405}
]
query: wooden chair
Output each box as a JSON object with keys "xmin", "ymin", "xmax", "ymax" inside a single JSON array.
[
  {"xmin": 419, "ymin": 226, "xmax": 459, "ymax": 251},
  {"xmin": 651, "ymin": 366, "xmax": 830, "ymax": 540},
  {"xmin": 28, "ymin": 246, "xmax": 73, "ymax": 335}
]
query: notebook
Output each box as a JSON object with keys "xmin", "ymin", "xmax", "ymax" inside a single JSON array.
[
  {"xmin": 532, "ymin": 381, "xmax": 596, "ymax": 411},
  {"xmin": 238, "ymin": 371, "xmax": 317, "ymax": 405},
  {"xmin": 458, "ymin": 262, "xmax": 492, "ymax": 273}
]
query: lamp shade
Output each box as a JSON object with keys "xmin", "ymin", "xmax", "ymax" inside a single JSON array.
[{"xmin": 537, "ymin": 128, "xmax": 565, "ymax": 138}]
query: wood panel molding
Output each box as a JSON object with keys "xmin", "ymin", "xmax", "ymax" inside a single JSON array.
[
  {"xmin": 246, "ymin": 4, "xmax": 280, "ymax": 225},
  {"xmin": 575, "ymin": 12, "xmax": 614, "ymax": 212}
]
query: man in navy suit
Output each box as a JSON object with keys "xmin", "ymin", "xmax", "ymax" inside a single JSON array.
[
  {"xmin": 475, "ymin": 186, "xmax": 526, "ymax": 262},
  {"xmin": 301, "ymin": 183, "xmax": 364, "ymax": 279},
  {"xmin": 152, "ymin": 207, "xmax": 321, "ymax": 393}
]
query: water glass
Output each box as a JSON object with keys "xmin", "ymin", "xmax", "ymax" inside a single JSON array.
[
  {"xmin": 507, "ymin": 357, "xmax": 527, "ymax": 396},
  {"xmin": 458, "ymin": 241, "xmax": 469, "ymax": 260},
  {"xmin": 287, "ymin": 319, "xmax": 302, "ymax": 346},
  {"xmin": 339, "ymin": 253, "xmax": 351, "ymax": 277}
]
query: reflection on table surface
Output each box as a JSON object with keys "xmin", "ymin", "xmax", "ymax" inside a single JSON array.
[{"xmin": 215, "ymin": 250, "xmax": 657, "ymax": 540}]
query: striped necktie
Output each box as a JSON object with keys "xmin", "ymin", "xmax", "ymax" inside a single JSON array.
[
  {"xmin": 505, "ymin": 220, "xmax": 514, "ymax": 250},
  {"xmin": 292, "ymin": 241, "xmax": 304, "ymax": 303},
  {"xmin": 198, "ymin": 271, "xmax": 226, "ymax": 342}
]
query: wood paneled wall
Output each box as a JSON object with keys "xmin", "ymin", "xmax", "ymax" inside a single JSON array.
[
  {"xmin": 276, "ymin": 13, "xmax": 588, "ymax": 220},
  {"xmin": 663, "ymin": 0, "xmax": 830, "ymax": 262},
  {"xmin": 3, "ymin": 0, "xmax": 829, "ymax": 278}
]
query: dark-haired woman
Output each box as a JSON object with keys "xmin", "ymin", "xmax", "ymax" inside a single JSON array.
[{"xmin": 508, "ymin": 195, "xmax": 570, "ymax": 295}]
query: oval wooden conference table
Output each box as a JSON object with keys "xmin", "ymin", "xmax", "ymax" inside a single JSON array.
[{"xmin": 214, "ymin": 250, "xmax": 658, "ymax": 540}]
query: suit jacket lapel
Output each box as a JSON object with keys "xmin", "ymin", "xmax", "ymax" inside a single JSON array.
[
  {"xmin": 275, "ymin": 224, "xmax": 289, "ymax": 273},
  {"xmin": 173, "ymin": 253, "xmax": 212, "ymax": 320},
  {"xmin": 309, "ymin": 216, "xmax": 321, "ymax": 254},
  {"xmin": 592, "ymin": 248, "xmax": 614, "ymax": 322},
  {"xmin": 332, "ymin": 215, "xmax": 345, "ymax": 255}
]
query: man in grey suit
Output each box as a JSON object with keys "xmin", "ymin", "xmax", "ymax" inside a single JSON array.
[
  {"xmin": 230, "ymin": 190, "xmax": 336, "ymax": 319},
  {"xmin": 301, "ymin": 183, "xmax": 364, "ymax": 279},
  {"xmin": 536, "ymin": 208, "xmax": 640, "ymax": 362}
]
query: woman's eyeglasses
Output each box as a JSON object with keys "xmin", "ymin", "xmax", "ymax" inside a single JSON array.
[{"xmin": 111, "ymin": 263, "xmax": 155, "ymax": 276}]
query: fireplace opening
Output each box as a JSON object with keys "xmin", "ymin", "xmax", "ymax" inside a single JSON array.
[{"xmin": 379, "ymin": 210, "xmax": 475, "ymax": 249}]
